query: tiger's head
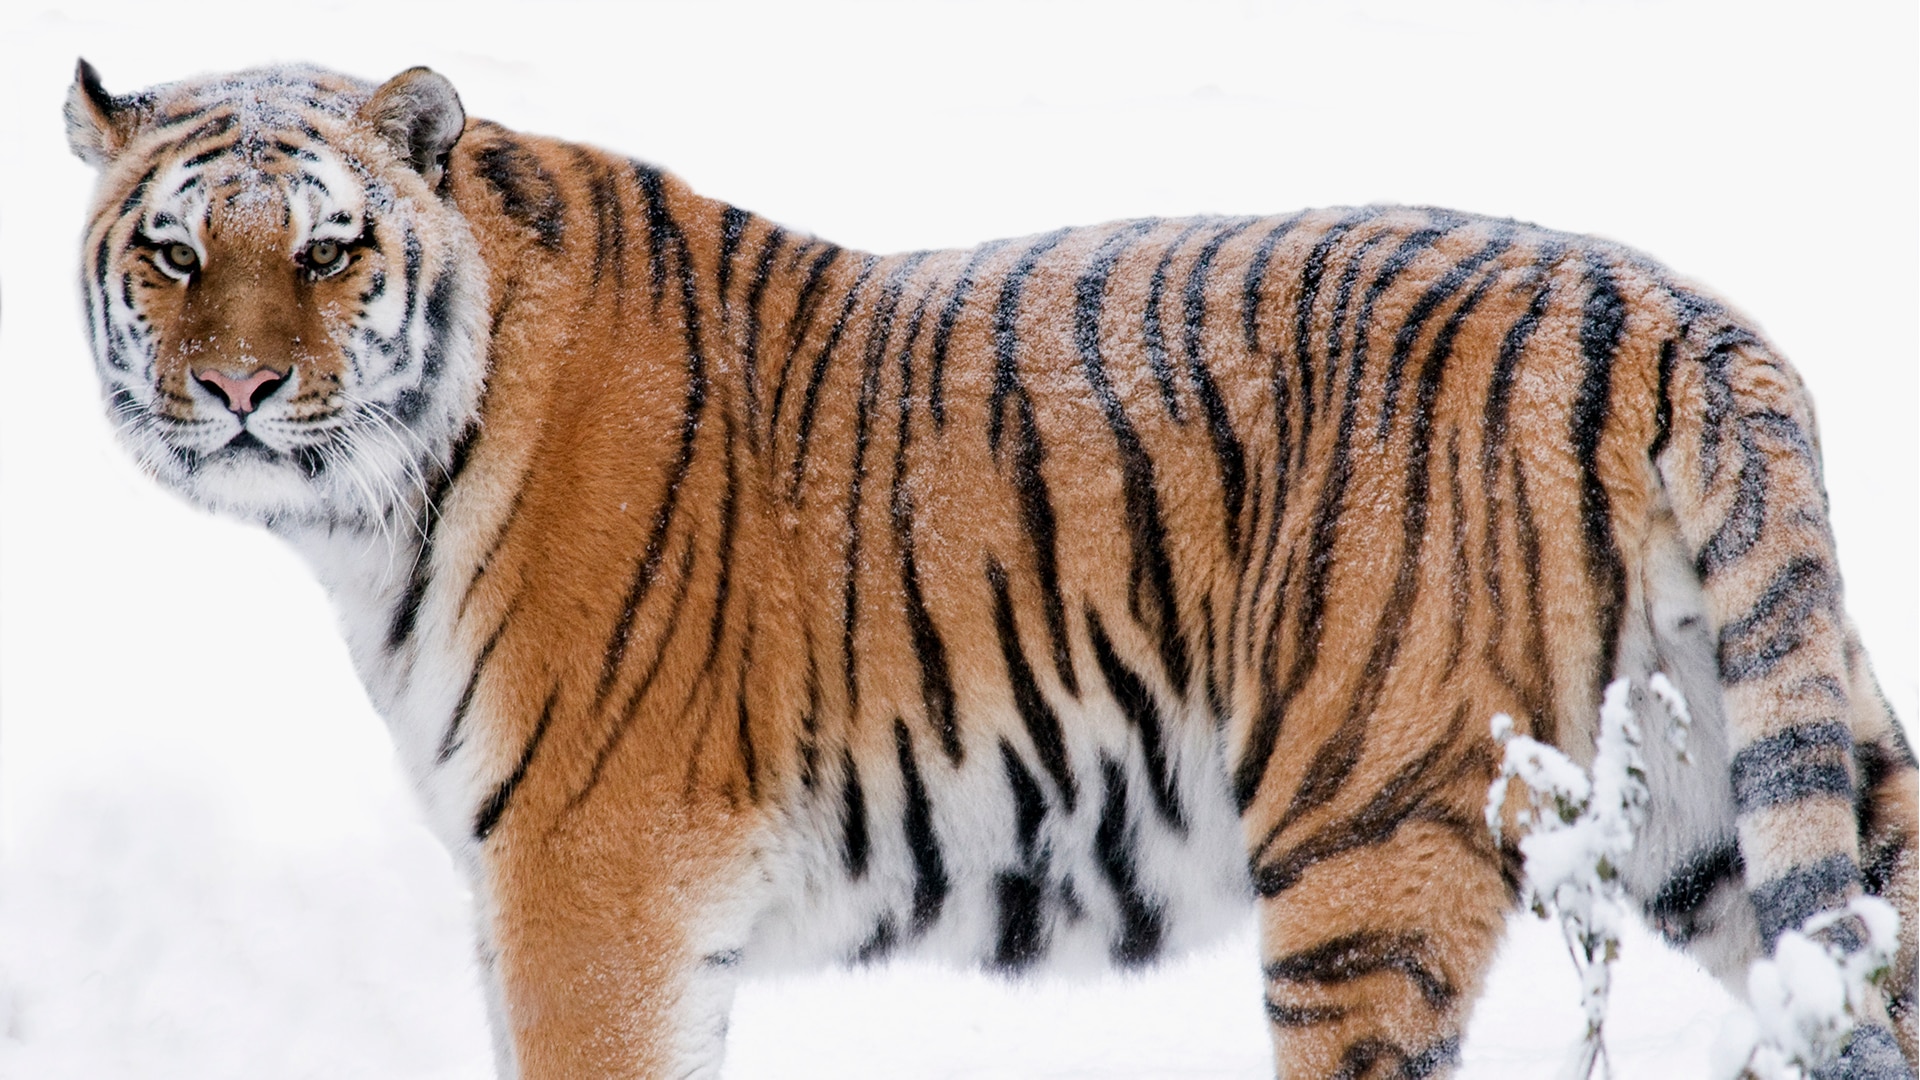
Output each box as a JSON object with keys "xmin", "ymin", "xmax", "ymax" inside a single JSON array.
[{"xmin": 66, "ymin": 62, "xmax": 488, "ymax": 529}]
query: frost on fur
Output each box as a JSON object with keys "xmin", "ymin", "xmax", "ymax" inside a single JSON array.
[
  {"xmin": 1713, "ymin": 896, "xmax": 1904, "ymax": 1080},
  {"xmin": 1487, "ymin": 676, "xmax": 1688, "ymax": 1079}
]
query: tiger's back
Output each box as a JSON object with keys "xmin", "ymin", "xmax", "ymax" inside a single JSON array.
[{"xmin": 67, "ymin": 63, "xmax": 1917, "ymax": 1079}]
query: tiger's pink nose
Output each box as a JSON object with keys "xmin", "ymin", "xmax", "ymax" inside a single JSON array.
[{"xmin": 195, "ymin": 367, "xmax": 286, "ymax": 416}]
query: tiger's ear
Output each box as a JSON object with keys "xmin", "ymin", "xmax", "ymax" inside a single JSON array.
[
  {"xmin": 362, "ymin": 67, "xmax": 465, "ymax": 190},
  {"xmin": 66, "ymin": 59, "xmax": 146, "ymax": 167}
]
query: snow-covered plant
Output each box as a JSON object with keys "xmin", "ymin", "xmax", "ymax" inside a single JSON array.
[
  {"xmin": 1648, "ymin": 671, "xmax": 1693, "ymax": 765},
  {"xmin": 1713, "ymin": 895, "xmax": 1903, "ymax": 1080},
  {"xmin": 1486, "ymin": 676, "xmax": 1689, "ymax": 1080}
]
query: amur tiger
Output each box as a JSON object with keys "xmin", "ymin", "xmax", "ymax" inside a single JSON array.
[{"xmin": 65, "ymin": 60, "xmax": 1916, "ymax": 1079}]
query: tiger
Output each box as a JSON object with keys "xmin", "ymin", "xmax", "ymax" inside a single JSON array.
[{"xmin": 65, "ymin": 59, "xmax": 1916, "ymax": 1079}]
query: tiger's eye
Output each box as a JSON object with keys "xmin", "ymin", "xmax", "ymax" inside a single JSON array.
[
  {"xmin": 164, "ymin": 243, "xmax": 199, "ymax": 272},
  {"xmin": 306, "ymin": 239, "xmax": 343, "ymax": 270}
]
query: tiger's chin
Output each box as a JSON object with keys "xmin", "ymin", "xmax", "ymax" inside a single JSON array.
[{"xmin": 148, "ymin": 432, "xmax": 385, "ymax": 531}]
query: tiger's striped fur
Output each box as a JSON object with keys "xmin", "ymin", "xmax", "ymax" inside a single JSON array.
[{"xmin": 67, "ymin": 62, "xmax": 1917, "ymax": 1079}]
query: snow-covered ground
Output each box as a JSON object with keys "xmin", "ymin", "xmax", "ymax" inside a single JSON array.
[{"xmin": 0, "ymin": 2, "xmax": 1912, "ymax": 1077}]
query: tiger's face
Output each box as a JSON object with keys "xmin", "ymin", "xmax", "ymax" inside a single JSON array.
[{"xmin": 67, "ymin": 63, "xmax": 487, "ymax": 528}]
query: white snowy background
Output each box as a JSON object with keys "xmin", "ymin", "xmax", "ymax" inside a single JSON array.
[{"xmin": 0, "ymin": 1, "xmax": 1913, "ymax": 1077}]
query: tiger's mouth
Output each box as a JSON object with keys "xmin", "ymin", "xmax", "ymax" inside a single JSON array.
[
  {"xmin": 221, "ymin": 429, "xmax": 274, "ymax": 456},
  {"xmin": 174, "ymin": 423, "xmax": 332, "ymax": 482}
]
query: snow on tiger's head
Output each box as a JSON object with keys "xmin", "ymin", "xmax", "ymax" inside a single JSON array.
[{"xmin": 66, "ymin": 61, "xmax": 488, "ymax": 529}]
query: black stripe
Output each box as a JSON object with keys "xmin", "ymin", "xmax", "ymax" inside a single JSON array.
[
  {"xmin": 116, "ymin": 163, "xmax": 159, "ymax": 219},
  {"xmin": 740, "ymin": 225, "xmax": 788, "ymax": 447},
  {"xmin": 785, "ymin": 257, "xmax": 878, "ymax": 501},
  {"xmin": 384, "ymin": 539, "xmax": 434, "ymax": 653},
  {"xmin": 1264, "ymin": 930, "xmax": 1454, "ymax": 1010},
  {"xmin": 1001, "ymin": 738, "xmax": 1048, "ymax": 861},
  {"xmin": 1645, "ymin": 841, "xmax": 1743, "ymax": 944},
  {"xmin": 888, "ymin": 285, "xmax": 962, "ymax": 763},
  {"xmin": 1695, "ymin": 417, "xmax": 1770, "ymax": 577},
  {"xmin": 1073, "ymin": 224, "xmax": 1191, "ymax": 697},
  {"xmin": 989, "ymin": 232, "xmax": 1080, "ymax": 698},
  {"xmin": 1481, "ymin": 264, "xmax": 1556, "ymax": 531},
  {"xmin": 1182, "ymin": 219, "xmax": 1257, "ymax": 559},
  {"xmin": 1283, "ymin": 210, "xmax": 1372, "ymax": 455},
  {"xmin": 1376, "ymin": 234, "xmax": 1511, "ymax": 436},
  {"xmin": 1717, "ymin": 556, "xmax": 1837, "ymax": 684},
  {"xmin": 1510, "ymin": 459, "xmax": 1555, "ymax": 745},
  {"xmin": 1751, "ymin": 852, "xmax": 1860, "ymax": 947},
  {"xmin": 716, "ymin": 205, "xmax": 750, "ymax": 326},
  {"xmin": 1650, "ymin": 337, "xmax": 1676, "ymax": 462},
  {"xmin": 457, "ymin": 473, "xmax": 527, "ymax": 622},
  {"xmin": 180, "ymin": 139, "xmax": 239, "ymax": 169},
  {"xmin": 271, "ymin": 138, "xmax": 321, "ymax": 163},
  {"xmin": 1440, "ymin": 431, "xmax": 1471, "ymax": 681},
  {"xmin": 1094, "ymin": 756, "xmax": 1166, "ymax": 966},
  {"xmin": 1696, "ymin": 328, "xmax": 1757, "ymax": 483},
  {"xmin": 576, "ymin": 150, "xmax": 626, "ymax": 291},
  {"xmin": 929, "ymin": 241, "xmax": 1007, "ymax": 430},
  {"xmin": 988, "ymin": 230, "xmax": 1072, "ymax": 455},
  {"xmin": 840, "ymin": 748, "xmax": 870, "ymax": 879},
  {"xmin": 798, "ymin": 648, "xmax": 822, "ymax": 791},
  {"xmin": 1335, "ymin": 1041, "xmax": 1405, "ymax": 1080},
  {"xmin": 1085, "ymin": 607, "xmax": 1185, "ymax": 833},
  {"xmin": 1476, "ymin": 250, "xmax": 1561, "ymax": 732},
  {"xmin": 1142, "ymin": 222, "xmax": 1204, "ymax": 422},
  {"xmin": 1199, "ymin": 594, "xmax": 1228, "ymax": 732},
  {"xmin": 1572, "ymin": 254, "xmax": 1629, "ymax": 692},
  {"xmin": 1006, "ymin": 387, "xmax": 1081, "ymax": 698},
  {"xmin": 839, "ymin": 256, "xmax": 926, "ymax": 714},
  {"xmin": 766, "ymin": 244, "xmax": 844, "ymax": 441},
  {"xmin": 150, "ymin": 101, "xmax": 214, "ymax": 129},
  {"xmin": 1323, "ymin": 230, "xmax": 1391, "ymax": 414},
  {"xmin": 700, "ymin": 415, "xmax": 742, "ymax": 676},
  {"xmin": 572, "ymin": 541, "xmax": 702, "ymax": 809},
  {"xmin": 435, "ymin": 602, "xmax": 517, "ymax": 764},
  {"xmin": 1264, "ymin": 999, "xmax": 1348, "ymax": 1027},
  {"xmin": 474, "ymin": 136, "xmax": 564, "ymax": 251},
  {"xmin": 1856, "ymin": 739, "xmax": 1911, "ymax": 897},
  {"xmin": 1334, "ymin": 1037, "xmax": 1460, "ymax": 1080},
  {"xmin": 1730, "ymin": 721, "xmax": 1854, "ymax": 814},
  {"xmin": 595, "ymin": 167, "xmax": 710, "ymax": 705},
  {"xmin": 1243, "ymin": 212, "xmax": 1315, "ymax": 356},
  {"xmin": 989, "ymin": 558, "xmax": 1077, "ymax": 812},
  {"xmin": 893, "ymin": 719, "xmax": 949, "ymax": 934},
  {"xmin": 382, "ymin": 418, "xmax": 479, "ymax": 658},
  {"xmin": 415, "ymin": 267, "xmax": 459, "ymax": 383},
  {"xmin": 853, "ymin": 917, "xmax": 898, "ymax": 965},
  {"xmin": 736, "ymin": 616, "xmax": 759, "ymax": 803},
  {"xmin": 1252, "ymin": 737, "xmax": 1459, "ymax": 895},
  {"xmin": 473, "ymin": 685, "xmax": 559, "ymax": 841},
  {"xmin": 991, "ymin": 869, "xmax": 1047, "ymax": 972},
  {"xmin": 391, "ymin": 228, "xmax": 424, "ymax": 375}
]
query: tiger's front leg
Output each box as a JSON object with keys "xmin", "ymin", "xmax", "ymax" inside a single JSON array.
[{"xmin": 477, "ymin": 792, "xmax": 755, "ymax": 1080}]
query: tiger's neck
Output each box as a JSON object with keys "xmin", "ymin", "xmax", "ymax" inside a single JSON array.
[{"xmin": 448, "ymin": 125, "xmax": 884, "ymax": 476}]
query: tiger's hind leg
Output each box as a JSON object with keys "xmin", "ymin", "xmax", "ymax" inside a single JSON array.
[
  {"xmin": 1844, "ymin": 621, "xmax": 1919, "ymax": 1063},
  {"xmin": 1243, "ymin": 696, "xmax": 1514, "ymax": 1079}
]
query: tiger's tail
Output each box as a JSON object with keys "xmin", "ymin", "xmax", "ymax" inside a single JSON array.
[{"xmin": 1657, "ymin": 304, "xmax": 1918, "ymax": 1071}]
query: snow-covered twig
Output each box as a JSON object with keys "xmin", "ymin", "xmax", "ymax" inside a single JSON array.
[
  {"xmin": 1648, "ymin": 672, "xmax": 1693, "ymax": 765},
  {"xmin": 1713, "ymin": 896, "xmax": 1903, "ymax": 1080},
  {"xmin": 1487, "ymin": 676, "xmax": 1690, "ymax": 1080}
]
